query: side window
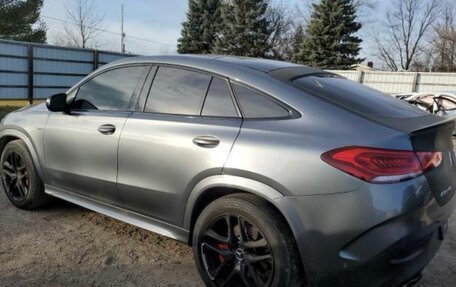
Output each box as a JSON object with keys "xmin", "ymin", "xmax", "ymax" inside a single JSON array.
[
  {"xmin": 145, "ymin": 67, "xmax": 211, "ymax": 115},
  {"xmin": 73, "ymin": 66, "xmax": 147, "ymax": 111},
  {"xmin": 233, "ymin": 84, "xmax": 290, "ymax": 118},
  {"xmin": 202, "ymin": 78, "xmax": 238, "ymax": 117}
]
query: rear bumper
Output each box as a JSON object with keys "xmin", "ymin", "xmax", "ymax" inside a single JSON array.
[
  {"xmin": 274, "ymin": 176, "xmax": 456, "ymax": 287},
  {"xmin": 333, "ymin": 221, "xmax": 444, "ymax": 287}
]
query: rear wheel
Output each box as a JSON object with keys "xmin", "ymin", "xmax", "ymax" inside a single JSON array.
[
  {"xmin": 1, "ymin": 140, "xmax": 51, "ymax": 209},
  {"xmin": 192, "ymin": 193, "xmax": 304, "ymax": 287}
]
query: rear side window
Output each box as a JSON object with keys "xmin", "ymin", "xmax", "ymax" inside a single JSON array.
[
  {"xmin": 74, "ymin": 66, "xmax": 146, "ymax": 111},
  {"xmin": 202, "ymin": 78, "xmax": 238, "ymax": 117},
  {"xmin": 293, "ymin": 75, "xmax": 427, "ymax": 118},
  {"xmin": 145, "ymin": 67, "xmax": 211, "ymax": 115},
  {"xmin": 233, "ymin": 84, "xmax": 290, "ymax": 118}
]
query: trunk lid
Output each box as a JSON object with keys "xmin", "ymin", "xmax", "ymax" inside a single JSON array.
[{"xmin": 410, "ymin": 119, "xmax": 456, "ymax": 206}]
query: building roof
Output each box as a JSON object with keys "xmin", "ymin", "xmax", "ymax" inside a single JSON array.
[{"xmin": 351, "ymin": 64, "xmax": 378, "ymax": 72}]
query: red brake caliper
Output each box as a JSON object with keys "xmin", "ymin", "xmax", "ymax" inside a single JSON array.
[{"xmin": 217, "ymin": 243, "xmax": 228, "ymax": 262}]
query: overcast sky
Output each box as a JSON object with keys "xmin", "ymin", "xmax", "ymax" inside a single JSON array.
[{"xmin": 41, "ymin": 0, "xmax": 391, "ymax": 59}]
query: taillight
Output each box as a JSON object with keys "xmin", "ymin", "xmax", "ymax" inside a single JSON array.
[{"xmin": 321, "ymin": 146, "xmax": 442, "ymax": 183}]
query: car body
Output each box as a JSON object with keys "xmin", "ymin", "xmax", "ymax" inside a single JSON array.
[
  {"xmin": 396, "ymin": 92, "xmax": 456, "ymax": 125},
  {"xmin": 1, "ymin": 55, "xmax": 455, "ymax": 287}
]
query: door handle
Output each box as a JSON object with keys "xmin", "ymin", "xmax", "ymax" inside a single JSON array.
[
  {"xmin": 193, "ymin": 136, "xmax": 220, "ymax": 148},
  {"xmin": 98, "ymin": 124, "xmax": 116, "ymax": 135}
]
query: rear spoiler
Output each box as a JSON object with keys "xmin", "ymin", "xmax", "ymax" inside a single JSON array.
[
  {"xmin": 374, "ymin": 114, "xmax": 454, "ymax": 134},
  {"xmin": 267, "ymin": 66, "xmax": 334, "ymax": 82},
  {"xmin": 410, "ymin": 118, "xmax": 454, "ymax": 151},
  {"xmin": 374, "ymin": 114, "xmax": 455, "ymax": 151}
]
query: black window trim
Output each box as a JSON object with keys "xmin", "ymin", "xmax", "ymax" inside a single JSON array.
[
  {"xmin": 68, "ymin": 63, "xmax": 152, "ymax": 113},
  {"xmin": 198, "ymin": 75, "xmax": 212, "ymax": 116},
  {"xmin": 135, "ymin": 65, "xmax": 157, "ymax": 112},
  {"xmin": 129, "ymin": 65, "xmax": 154, "ymax": 111},
  {"xmin": 199, "ymin": 76, "xmax": 242, "ymax": 119},
  {"xmin": 228, "ymin": 79, "xmax": 300, "ymax": 120},
  {"xmin": 139, "ymin": 64, "xmax": 243, "ymax": 119}
]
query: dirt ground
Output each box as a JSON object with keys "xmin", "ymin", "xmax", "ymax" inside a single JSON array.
[
  {"xmin": 0, "ymin": 188, "xmax": 455, "ymax": 287},
  {"xmin": 0, "ymin": 190, "xmax": 203, "ymax": 287}
]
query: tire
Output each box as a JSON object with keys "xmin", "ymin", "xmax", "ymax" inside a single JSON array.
[
  {"xmin": 0, "ymin": 139, "xmax": 51, "ymax": 209},
  {"xmin": 193, "ymin": 193, "xmax": 305, "ymax": 287}
]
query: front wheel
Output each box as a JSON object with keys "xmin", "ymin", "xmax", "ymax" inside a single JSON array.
[
  {"xmin": 1, "ymin": 139, "xmax": 51, "ymax": 209},
  {"xmin": 192, "ymin": 193, "xmax": 304, "ymax": 287}
]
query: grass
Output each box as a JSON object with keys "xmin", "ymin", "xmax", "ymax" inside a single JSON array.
[{"xmin": 0, "ymin": 100, "xmax": 30, "ymax": 107}]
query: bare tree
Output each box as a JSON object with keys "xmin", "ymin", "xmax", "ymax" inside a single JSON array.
[
  {"xmin": 431, "ymin": 2, "xmax": 456, "ymax": 72},
  {"xmin": 59, "ymin": 0, "xmax": 105, "ymax": 48},
  {"xmin": 374, "ymin": 0, "xmax": 442, "ymax": 71},
  {"xmin": 267, "ymin": 2, "xmax": 294, "ymax": 60}
]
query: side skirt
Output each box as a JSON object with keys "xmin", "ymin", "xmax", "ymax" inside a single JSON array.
[{"xmin": 45, "ymin": 185, "xmax": 189, "ymax": 243}]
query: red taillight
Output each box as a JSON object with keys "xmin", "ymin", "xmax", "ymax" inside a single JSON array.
[
  {"xmin": 321, "ymin": 146, "xmax": 442, "ymax": 183},
  {"xmin": 415, "ymin": 151, "xmax": 442, "ymax": 171}
]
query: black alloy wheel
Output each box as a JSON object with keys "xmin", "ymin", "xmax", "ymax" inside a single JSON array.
[
  {"xmin": 2, "ymin": 151, "xmax": 29, "ymax": 202},
  {"xmin": 193, "ymin": 194, "xmax": 304, "ymax": 287},
  {"xmin": 200, "ymin": 214, "xmax": 274, "ymax": 287},
  {"xmin": 1, "ymin": 140, "xmax": 51, "ymax": 209}
]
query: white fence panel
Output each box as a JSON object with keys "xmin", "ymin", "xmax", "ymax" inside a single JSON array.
[
  {"xmin": 418, "ymin": 73, "xmax": 456, "ymax": 92},
  {"xmin": 363, "ymin": 72, "xmax": 416, "ymax": 93},
  {"xmin": 331, "ymin": 70, "xmax": 456, "ymax": 94},
  {"xmin": 331, "ymin": 70, "xmax": 358, "ymax": 82}
]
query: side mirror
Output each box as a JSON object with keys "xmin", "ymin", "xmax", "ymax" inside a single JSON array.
[{"xmin": 46, "ymin": 93, "xmax": 68, "ymax": 112}]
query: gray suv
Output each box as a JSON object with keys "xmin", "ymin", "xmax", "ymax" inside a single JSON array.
[{"xmin": 1, "ymin": 56, "xmax": 455, "ymax": 287}]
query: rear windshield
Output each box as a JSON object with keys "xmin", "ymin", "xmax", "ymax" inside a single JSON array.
[{"xmin": 293, "ymin": 75, "xmax": 427, "ymax": 118}]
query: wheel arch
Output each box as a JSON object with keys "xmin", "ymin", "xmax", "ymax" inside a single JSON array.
[
  {"xmin": 183, "ymin": 175, "xmax": 290, "ymax": 245},
  {"xmin": 0, "ymin": 129, "xmax": 46, "ymax": 181}
]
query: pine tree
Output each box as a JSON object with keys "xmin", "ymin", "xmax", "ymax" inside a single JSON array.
[
  {"xmin": 177, "ymin": 0, "xmax": 221, "ymax": 54},
  {"xmin": 0, "ymin": 0, "xmax": 47, "ymax": 43},
  {"xmin": 291, "ymin": 23, "xmax": 305, "ymax": 62},
  {"xmin": 212, "ymin": 0, "xmax": 271, "ymax": 57},
  {"xmin": 294, "ymin": 0, "xmax": 363, "ymax": 69}
]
